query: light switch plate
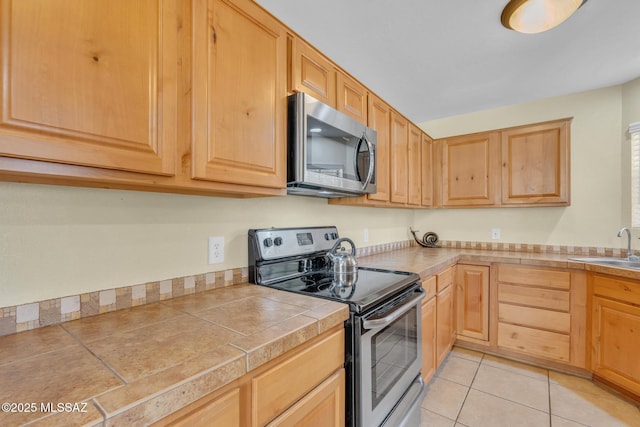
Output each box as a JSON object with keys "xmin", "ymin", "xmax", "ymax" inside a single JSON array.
[{"xmin": 491, "ymin": 228, "xmax": 501, "ymax": 240}]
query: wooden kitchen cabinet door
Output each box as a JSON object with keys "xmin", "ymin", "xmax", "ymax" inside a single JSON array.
[
  {"xmin": 159, "ymin": 387, "xmax": 242, "ymax": 427},
  {"xmin": 267, "ymin": 369, "xmax": 345, "ymax": 427},
  {"xmin": 436, "ymin": 285, "xmax": 454, "ymax": 367},
  {"xmin": 367, "ymin": 94, "xmax": 391, "ymax": 202},
  {"xmin": 390, "ymin": 111, "xmax": 408, "ymax": 204},
  {"xmin": 591, "ymin": 277, "xmax": 640, "ymax": 397},
  {"xmin": 192, "ymin": 0, "xmax": 287, "ymax": 189},
  {"xmin": 440, "ymin": 132, "xmax": 500, "ymax": 207},
  {"xmin": 0, "ymin": 0, "xmax": 178, "ymax": 175},
  {"xmin": 289, "ymin": 37, "xmax": 336, "ymax": 106},
  {"xmin": 501, "ymin": 118, "xmax": 571, "ymax": 206},
  {"xmin": 436, "ymin": 268, "xmax": 455, "ymax": 367},
  {"xmin": 456, "ymin": 264, "xmax": 489, "ymax": 342},
  {"xmin": 336, "ymin": 72, "xmax": 367, "ymax": 125},
  {"xmin": 408, "ymin": 124, "xmax": 422, "ymax": 206},
  {"xmin": 421, "ymin": 133, "xmax": 434, "ymax": 207},
  {"xmin": 421, "ymin": 287, "xmax": 437, "ymax": 384}
]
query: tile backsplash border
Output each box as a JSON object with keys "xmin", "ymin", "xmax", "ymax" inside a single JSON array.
[{"xmin": 0, "ymin": 239, "xmax": 626, "ymax": 337}]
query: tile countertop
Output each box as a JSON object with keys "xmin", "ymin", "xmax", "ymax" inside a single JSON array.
[
  {"xmin": 0, "ymin": 284, "xmax": 349, "ymax": 427},
  {"xmin": 357, "ymin": 247, "xmax": 640, "ymax": 281}
]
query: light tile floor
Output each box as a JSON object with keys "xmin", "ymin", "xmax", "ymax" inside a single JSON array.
[{"xmin": 421, "ymin": 347, "xmax": 640, "ymax": 427}]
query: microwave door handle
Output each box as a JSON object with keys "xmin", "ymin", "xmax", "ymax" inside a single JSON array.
[
  {"xmin": 361, "ymin": 133, "xmax": 375, "ymax": 190},
  {"xmin": 353, "ymin": 136, "xmax": 364, "ymax": 181}
]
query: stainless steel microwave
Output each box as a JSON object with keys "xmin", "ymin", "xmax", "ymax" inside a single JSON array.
[{"xmin": 287, "ymin": 92, "xmax": 377, "ymax": 198}]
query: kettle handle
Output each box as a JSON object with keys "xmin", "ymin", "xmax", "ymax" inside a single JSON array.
[{"xmin": 329, "ymin": 237, "xmax": 357, "ymax": 256}]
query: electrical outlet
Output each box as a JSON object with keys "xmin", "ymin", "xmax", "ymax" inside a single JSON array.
[
  {"xmin": 491, "ymin": 228, "xmax": 501, "ymax": 240},
  {"xmin": 363, "ymin": 228, "xmax": 369, "ymax": 243},
  {"xmin": 208, "ymin": 236, "xmax": 224, "ymax": 264}
]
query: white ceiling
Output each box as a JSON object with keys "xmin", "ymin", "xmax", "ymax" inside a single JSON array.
[{"xmin": 255, "ymin": 0, "xmax": 640, "ymax": 123}]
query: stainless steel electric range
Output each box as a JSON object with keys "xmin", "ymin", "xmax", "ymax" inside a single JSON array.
[{"xmin": 248, "ymin": 226, "xmax": 425, "ymax": 427}]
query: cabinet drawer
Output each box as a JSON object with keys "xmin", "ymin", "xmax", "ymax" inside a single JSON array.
[
  {"xmin": 498, "ymin": 264, "xmax": 570, "ymax": 290},
  {"xmin": 498, "ymin": 323, "xmax": 570, "ymax": 362},
  {"xmin": 436, "ymin": 267, "xmax": 454, "ymax": 293},
  {"xmin": 422, "ymin": 276, "xmax": 437, "ymax": 301},
  {"xmin": 253, "ymin": 329, "xmax": 344, "ymax": 426},
  {"xmin": 592, "ymin": 274, "xmax": 640, "ymax": 306},
  {"xmin": 498, "ymin": 283, "xmax": 569, "ymax": 311},
  {"xmin": 267, "ymin": 368, "xmax": 345, "ymax": 427},
  {"xmin": 499, "ymin": 303, "xmax": 570, "ymax": 334}
]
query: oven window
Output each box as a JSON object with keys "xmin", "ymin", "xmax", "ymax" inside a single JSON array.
[{"xmin": 370, "ymin": 307, "xmax": 418, "ymax": 408}]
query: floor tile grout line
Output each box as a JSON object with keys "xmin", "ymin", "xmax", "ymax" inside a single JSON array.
[
  {"xmin": 454, "ymin": 352, "xmax": 484, "ymax": 424},
  {"xmin": 463, "ymin": 354, "xmax": 558, "ymax": 419}
]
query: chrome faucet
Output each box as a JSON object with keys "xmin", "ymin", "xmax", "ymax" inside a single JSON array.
[{"xmin": 618, "ymin": 227, "xmax": 633, "ymax": 259}]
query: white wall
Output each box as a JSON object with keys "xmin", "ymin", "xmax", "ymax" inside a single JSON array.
[
  {"xmin": 417, "ymin": 85, "xmax": 624, "ymax": 248},
  {"xmin": 0, "ymin": 183, "xmax": 413, "ymax": 307}
]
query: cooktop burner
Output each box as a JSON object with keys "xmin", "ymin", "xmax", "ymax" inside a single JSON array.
[{"xmin": 265, "ymin": 267, "xmax": 418, "ymax": 314}]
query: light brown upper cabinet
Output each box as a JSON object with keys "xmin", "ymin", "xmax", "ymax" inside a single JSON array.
[
  {"xmin": 336, "ymin": 72, "xmax": 367, "ymax": 125},
  {"xmin": 501, "ymin": 118, "xmax": 570, "ymax": 206},
  {"xmin": 0, "ymin": 0, "xmax": 178, "ymax": 176},
  {"xmin": 191, "ymin": 0, "xmax": 287, "ymax": 189},
  {"xmin": 408, "ymin": 124, "xmax": 422, "ymax": 206},
  {"xmin": 421, "ymin": 133, "xmax": 434, "ymax": 207},
  {"xmin": 390, "ymin": 111, "xmax": 409, "ymax": 204},
  {"xmin": 438, "ymin": 132, "xmax": 501, "ymax": 207},
  {"xmin": 367, "ymin": 94, "xmax": 392, "ymax": 203},
  {"xmin": 289, "ymin": 37, "xmax": 336, "ymax": 106},
  {"xmin": 289, "ymin": 35, "xmax": 367, "ymax": 125},
  {"xmin": 435, "ymin": 118, "xmax": 571, "ymax": 208}
]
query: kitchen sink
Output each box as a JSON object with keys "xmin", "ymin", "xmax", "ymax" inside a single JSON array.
[{"xmin": 569, "ymin": 257, "xmax": 640, "ymax": 270}]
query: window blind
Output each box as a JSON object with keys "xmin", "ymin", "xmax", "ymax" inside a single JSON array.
[{"xmin": 631, "ymin": 122, "xmax": 640, "ymax": 228}]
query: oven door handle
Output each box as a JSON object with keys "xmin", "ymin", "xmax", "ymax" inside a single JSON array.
[{"xmin": 362, "ymin": 289, "xmax": 425, "ymax": 330}]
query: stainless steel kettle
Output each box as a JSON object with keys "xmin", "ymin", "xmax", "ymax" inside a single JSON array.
[{"xmin": 326, "ymin": 237, "xmax": 358, "ymax": 275}]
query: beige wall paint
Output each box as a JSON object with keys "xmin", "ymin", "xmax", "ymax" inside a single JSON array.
[
  {"xmin": 418, "ymin": 85, "xmax": 625, "ymax": 248},
  {"xmin": 621, "ymin": 77, "xmax": 640, "ymax": 227},
  {"xmin": 0, "ymin": 182, "xmax": 413, "ymax": 307}
]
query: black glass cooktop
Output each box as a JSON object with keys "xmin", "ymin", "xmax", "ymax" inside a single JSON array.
[{"xmin": 262, "ymin": 267, "xmax": 420, "ymax": 314}]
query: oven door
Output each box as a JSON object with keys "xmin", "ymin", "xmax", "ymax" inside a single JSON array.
[{"xmin": 357, "ymin": 286, "xmax": 424, "ymax": 427}]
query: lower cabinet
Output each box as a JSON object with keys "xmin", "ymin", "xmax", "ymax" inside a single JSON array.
[
  {"xmin": 421, "ymin": 277, "xmax": 437, "ymax": 383},
  {"xmin": 590, "ymin": 273, "xmax": 640, "ymax": 397},
  {"xmin": 160, "ymin": 387, "xmax": 242, "ymax": 427},
  {"xmin": 267, "ymin": 369, "xmax": 345, "ymax": 427},
  {"xmin": 456, "ymin": 264, "xmax": 490, "ymax": 343},
  {"xmin": 496, "ymin": 264, "xmax": 586, "ymax": 368},
  {"xmin": 436, "ymin": 266, "xmax": 455, "ymax": 367},
  {"xmin": 154, "ymin": 328, "xmax": 345, "ymax": 427}
]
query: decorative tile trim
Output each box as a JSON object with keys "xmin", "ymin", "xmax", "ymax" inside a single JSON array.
[
  {"xmin": 0, "ymin": 239, "xmax": 628, "ymax": 338},
  {"xmin": 438, "ymin": 240, "xmax": 625, "ymax": 257},
  {"xmin": 0, "ymin": 266, "xmax": 250, "ymax": 338}
]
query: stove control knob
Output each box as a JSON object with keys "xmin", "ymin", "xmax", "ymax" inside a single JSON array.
[
  {"xmin": 263, "ymin": 237, "xmax": 273, "ymax": 247},
  {"xmin": 331, "ymin": 232, "xmax": 339, "ymax": 240},
  {"xmin": 274, "ymin": 237, "xmax": 283, "ymax": 246},
  {"xmin": 324, "ymin": 233, "xmax": 331, "ymax": 241}
]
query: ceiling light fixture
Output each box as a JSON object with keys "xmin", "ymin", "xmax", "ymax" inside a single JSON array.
[{"xmin": 501, "ymin": 0, "xmax": 588, "ymax": 34}]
